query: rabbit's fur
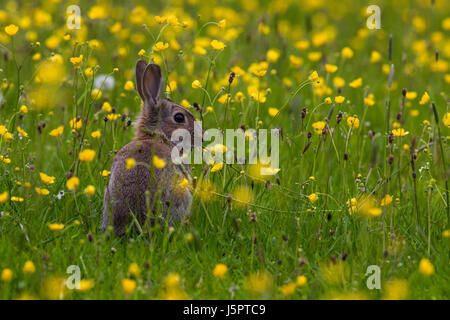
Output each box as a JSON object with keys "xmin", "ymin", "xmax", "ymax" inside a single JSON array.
[{"xmin": 101, "ymin": 60, "xmax": 198, "ymax": 236}]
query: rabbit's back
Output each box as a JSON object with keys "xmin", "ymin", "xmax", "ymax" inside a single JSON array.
[{"xmin": 101, "ymin": 138, "xmax": 191, "ymax": 235}]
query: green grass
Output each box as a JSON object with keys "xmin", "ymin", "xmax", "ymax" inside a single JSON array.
[{"xmin": 0, "ymin": 0, "xmax": 449, "ymax": 299}]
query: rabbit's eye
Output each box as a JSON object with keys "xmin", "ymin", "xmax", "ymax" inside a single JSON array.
[{"xmin": 174, "ymin": 113, "xmax": 185, "ymax": 123}]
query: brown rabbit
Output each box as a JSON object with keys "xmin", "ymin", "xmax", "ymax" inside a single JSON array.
[{"xmin": 101, "ymin": 60, "xmax": 199, "ymax": 236}]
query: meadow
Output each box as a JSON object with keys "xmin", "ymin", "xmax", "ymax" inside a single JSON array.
[{"xmin": 0, "ymin": 0, "xmax": 449, "ymax": 300}]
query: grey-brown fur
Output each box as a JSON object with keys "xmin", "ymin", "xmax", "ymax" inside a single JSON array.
[{"xmin": 101, "ymin": 60, "xmax": 198, "ymax": 236}]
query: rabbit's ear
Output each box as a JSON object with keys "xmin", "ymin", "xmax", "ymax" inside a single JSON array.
[
  {"xmin": 135, "ymin": 59, "xmax": 148, "ymax": 102},
  {"xmin": 142, "ymin": 63, "xmax": 162, "ymax": 105}
]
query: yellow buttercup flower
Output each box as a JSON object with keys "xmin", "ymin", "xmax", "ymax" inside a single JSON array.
[
  {"xmin": 307, "ymin": 193, "xmax": 319, "ymax": 204},
  {"xmin": 91, "ymin": 130, "xmax": 101, "ymax": 139},
  {"xmin": 40, "ymin": 172, "xmax": 55, "ymax": 185},
  {"xmin": 405, "ymin": 91, "xmax": 417, "ymax": 100},
  {"xmin": 334, "ymin": 96, "xmax": 345, "ymax": 104},
  {"xmin": 180, "ymin": 99, "xmax": 190, "ymax": 109},
  {"xmin": 17, "ymin": 127, "xmax": 29, "ymax": 138},
  {"xmin": 1, "ymin": 268, "xmax": 13, "ymax": 282},
  {"xmin": 308, "ymin": 71, "xmax": 320, "ymax": 82},
  {"xmin": 341, "ymin": 47, "xmax": 354, "ymax": 59},
  {"xmin": 381, "ymin": 194, "xmax": 393, "ymax": 206},
  {"xmin": 308, "ymin": 51, "xmax": 322, "ymax": 61},
  {"xmin": 279, "ymin": 282, "xmax": 296, "ymax": 297},
  {"xmin": 419, "ymin": 92, "xmax": 430, "ymax": 105},
  {"xmin": 347, "ymin": 116, "xmax": 360, "ymax": 129},
  {"xmin": 167, "ymin": 15, "xmax": 179, "ymax": 26},
  {"xmin": 191, "ymin": 80, "xmax": 201, "ymax": 89},
  {"xmin": 211, "ymin": 163, "xmax": 223, "ymax": 173},
  {"xmin": 333, "ymin": 76, "xmax": 345, "ymax": 88},
  {"xmin": 84, "ymin": 185, "xmax": 96, "ymax": 196},
  {"xmin": 370, "ymin": 50, "xmax": 382, "ymax": 63},
  {"xmin": 289, "ymin": 55, "xmax": 303, "ymax": 67},
  {"xmin": 153, "ymin": 155, "xmax": 166, "ymax": 168},
  {"xmin": 88, "ymin": 5, "xmax": 106, "ymax": 19},
  {"xmin": 218, "ymin": 94, "xmax": 232, "ymax": 104},
  {"xmin": 364, "ymin": 94, "xmax": 375, "ymax": 106},
  {"xmin": 122, "ymin": 278, "xmax": 136, "ymax": 294},
  {"xmin": 125, "ymin": 158, "xmax": 136, "ymax": 170},
  {"xmin": 235, "ymin": 92, "xmax": 245, "ymax": 102},
  {"xmin": 124, "ymin": 80, "xmax": 134, "ymax": 91},
  {"xmin": 208, "ymin": 144, "xmax": 227, "ymax": 155},
  {"xmin": 347, "ymin": 195, "xmax": 382, "ymax": 217},
  {"xmin": 213, "ymin": 264, "xmax": 228, "ymax": 278},
  {"xmin": 211, "ymin": 40, "xmax": 225, "ymax": 50},
  {"xmin": 249, "ymin": 62, "xmax": 268, "ymax": 77},
  {"xmin": 77, "ymin": 279, "xmax": 95, "ymax": 292},
  {"xmin": 19, "ymin": 105, "xmax": 28, "ymax": 114},
  {"xmin": 23, "ymin": 261, "xmax": 35, "ymax": 274},
  {"xmin": 107, "ymin": 113, "xmax": 120, "ymax": 121},
  {"xmin": 79, "ymin": 149, "xmax": 96, "ymax": 162},
  {"xmin": 163, "ymin": 272, "xmax": 181, "ymax": 287},
  {"xmin": 10, "ymin": 196, "xmax": 24, "ymax": 202},
  {"xmin": 5, "ymin": 24, "xmax": 19, "ymax": 36},
  {"xmin": 128, "ymin": 263, "xmax": 141, "ymax": 277},
  {"xmin": 178, "ymin": 178, "xmax": 189, "ymax": 189},
  {"xmin": 70, "ymin": 54, "xmax": 83, "ymax": 68},
  {"xmin": 266, "ymin": 49, "xmax": 280, "ymax": 63},
  {"xmin": 35, "ymin": 187, "xmax": 50, "ymax": 196},
  {"xmin": 100, "ymin": 170, "xmax": 110, "ymax": 177},
  {"xmin": 368, "ymin": 207, "xmax": 382, "ymax": 217},
  {"xmin": 295, "ymin": 40, "xmax": 310, "ymax": 50},
  {"xmin": 84, "ymin": 67, "xmax": 94, "ymax": 76},
  {"xmin": 418, "ymin": 258, "xmax": 435, "ymax": 276},
  {"xmin": 258, "ymin": 23, "xmax": 270, "ymax": 34},
  {"xmin": 325, "ymin": 64, "xmax": 338, "ymax": 73},
  {"xmin": 91, "ymin": 88, "xmax": 102, "ymax": 100},
  {"xmin": 392, "ymin": 128, "xmax": 409, "ymax": 137},
  {"xmin": 4, "ymin": 132, "xmax": 13, "ymax": 141},
  {"xmin": 166, "ymin": 80, "xmax": 177, "ymax": 92},
  {"xmin": 102, "ymin": 102, "xmax": 112, "ymax": 112},
  {"xmin": 138, "ymin": 49, "xmax": 146, "ymax": 57},
  {"xmin": 193, "ymin": 46, "xmax": 206, "ymax": 55},
  {"xmin": 0, "ymin": 191, "xmax": 8, "ymax": 203},
  {"xmin": 443, "ymin": 112, "xmax": 450, "ymax": 127},
  {"xmin": 218, "ymin": 19, "xmax": 226, "ymax": 29},
  {"xmin": 66, "ymin": 177, "xmax": 80, "ymax": 190},
  {"xmin": 154, "ymin": 16, "xmax": 167, "ymax": 24},
  {"xmin": 312, "ymin": 121, "xmax": 326, "ymax": 134},
  {"xmin": 152, "ymin": 41, "xmax": 169, "ymax": 52},
  {"xmin": 48, "ymin": 223, "xmax": 64, "ymax": 231},
  {"xmin": 349, "ymin": 77, "xmax": 362, "ymax": 88},
  {"xmin": 296, "ymin": 275, "xmax": 307, "ymax": 287},
  {"xmin": 268, "ymin": 107, "xmax": 279, "ymax": 117},
  {"xmin": 49, "ymin": 126, "xmax": 64, "ymax": 137},
  {"xmin": 69, "ymin": 118, "xmax": 82, "ymax": 129}
]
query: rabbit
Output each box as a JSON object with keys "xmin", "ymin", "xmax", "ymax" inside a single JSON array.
[{"xmin": 101, "ymin": 60, "xmax": 200, "ymax": 236}]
